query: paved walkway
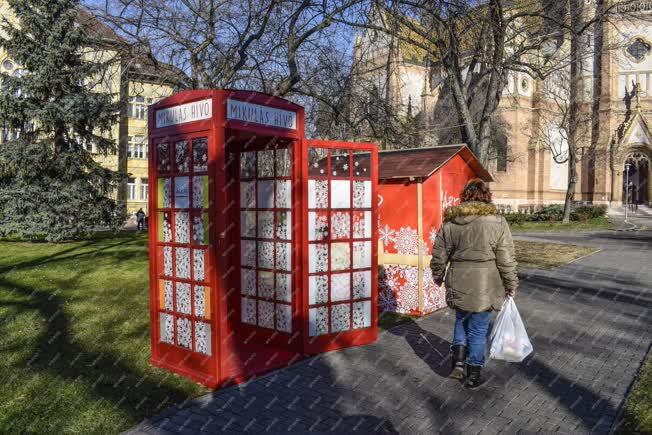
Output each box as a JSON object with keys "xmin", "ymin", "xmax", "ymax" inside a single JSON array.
[
  {"xmin": 128, "ymin": 230, "xmax": 652, "ymax": 434},
  {"xmin": 608, "ymin": 206, "xmax": 652, "ymax": 230}
]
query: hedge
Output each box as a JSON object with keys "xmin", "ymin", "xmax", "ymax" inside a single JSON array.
[{"xmin": 502, "ymin": 204, "xmax": 607, "ymax": 225}]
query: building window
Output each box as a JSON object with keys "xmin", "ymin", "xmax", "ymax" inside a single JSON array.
[
  {"xmin": 626, "ymin": 38, "xmax": 651, "ymax": 63},
  {"xmin": 128, "ymin": 177, "xmax": 137, "ymax": 200},
  {"xmin": 127, "ymin": 135, "xmax": 147, "ymax": 159},
  {"xmin": 2, "ymin": 128, "xmax": 18, "ymax": 142},
  {"xmin": 128, "ymin": 96, "xmax": 153, "ymax": 119},
  {"xmin": 141, "ymin": 178, "xmax": 148, "ymax": 201}
]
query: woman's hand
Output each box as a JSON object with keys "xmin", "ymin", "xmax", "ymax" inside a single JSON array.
[{"xmin": 505, "ymin": 289, "xmax": 516, "ymax": 298}]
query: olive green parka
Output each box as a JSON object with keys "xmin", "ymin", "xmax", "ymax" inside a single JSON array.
[{"xmin": 430, "ymin": 201, "xmax": 518, "ymax": 312}]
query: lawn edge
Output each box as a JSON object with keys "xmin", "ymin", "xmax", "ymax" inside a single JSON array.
[
  {"xmin": 611, "ymin": 342, "xmax": 652, "ymax": 434},
  {"xmin": 563, "ymin": 248, "xmax": 601, "ymax": 265}
]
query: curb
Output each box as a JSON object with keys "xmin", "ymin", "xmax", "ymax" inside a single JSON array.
[{"xmin": 614, "ymin": 222, "xmax": 638, "ymax": 232}]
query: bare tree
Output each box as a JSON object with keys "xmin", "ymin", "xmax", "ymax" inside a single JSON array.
[
  {"xmin": 334, "ymin": 0, "xmax": 555, "ymax": 164},
  {"xmin": 335, "ymin": 0, "xmax": 635, "ymax": 167},
  {"xmin": 87, "ymin": 0, "xmax": 382, "ymax": 149},
  {"xmin": 88, "ymin": 0, "xmax": 284, "ymax": 89}
]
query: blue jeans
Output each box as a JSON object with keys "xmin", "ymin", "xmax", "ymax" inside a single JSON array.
[{"xmin": 452, "ymin": 309, "xmax": 491, "ymax": 366}]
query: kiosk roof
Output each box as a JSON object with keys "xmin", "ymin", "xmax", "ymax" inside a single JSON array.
[{"xmin": 376, "ymin": 144, "xmax": 493, "ymax": 181}]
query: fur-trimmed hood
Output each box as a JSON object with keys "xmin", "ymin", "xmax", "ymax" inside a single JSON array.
[{"xmin": 444, "ymin": 201, "xmax": 497, "ymax": 224}]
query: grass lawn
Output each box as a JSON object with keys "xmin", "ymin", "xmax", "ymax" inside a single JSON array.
[
  {"xmin": 509, "ymin": 216, "xmax": 612, "ymax": 233},
  {"xmin": 514, "ymin": 240, "xmax": 598, "ymax": 269},
  {"xmin": 0, "ymin": 233, "xmax": 207, "ymax": 433},
  {"xmin": 619, "ymin": 354, "xmax": 652, "ymax": 434}
]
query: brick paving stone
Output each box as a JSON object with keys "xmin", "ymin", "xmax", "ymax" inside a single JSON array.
[{"xmin": 126, "ymin": 231, "xmax": 652, "ymax": 435}]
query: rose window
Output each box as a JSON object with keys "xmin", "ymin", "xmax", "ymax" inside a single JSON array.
[{"xmin": 626, "ymin": 38, "xmax": 651, "ymax": 62}]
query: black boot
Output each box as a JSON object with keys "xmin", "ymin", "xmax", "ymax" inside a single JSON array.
[
  {"xmin": 449, "ymin": 345, "xmax": 466, "ymax": 380},
  {"xmin": 464, "ymin": 364, "xmax": 486, "ymax": 389}
]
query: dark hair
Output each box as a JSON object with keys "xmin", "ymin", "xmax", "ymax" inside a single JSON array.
[{"xmin": 460, "ymin": 178, "xmax": 492, "ymax": 204}]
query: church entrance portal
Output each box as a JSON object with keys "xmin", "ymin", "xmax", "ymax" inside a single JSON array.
[{"xmin": 622, "ymin": 152, "xmax": 650, "ymax": 206}]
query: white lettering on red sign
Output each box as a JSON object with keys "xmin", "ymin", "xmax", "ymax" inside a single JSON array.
[
  {"xmin": 155, "ymin": 98, "xmax": 212, "ymax": 128},
  {"xmin": 442, "ymin": 191, "xmax": 460, "ymax": 210},
  {"xmin": 226, "ymin": 98, "xmax": 297, "ymax": 130}
]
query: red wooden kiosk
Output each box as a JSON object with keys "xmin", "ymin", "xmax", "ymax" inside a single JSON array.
[
  {"xmin": 147, "ymin": 90, "xmax": 378, "ymax": 388},
  {"xmin": 377, "ymin": 145, "xmax": 493, "ymax": 316}
]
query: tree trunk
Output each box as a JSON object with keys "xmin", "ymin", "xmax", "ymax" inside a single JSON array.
[
  {"xmin": 587, "ymin": 0, "xmax": 604, "ymax": 203},
  {"xmin": 448, "ymin": 71, "xmax": 479, "ymax": 155},
  {"xmin": 563, "ymin": 0, "xmax": 583, "ymax": 223},
  {"xmin": 475, "ymin": 0, "xmax": 506, "ymax": 169},
  {"xmin": 563, "ymin": 141, "xmax": 578, "ymax": 222},
  {"xmin": 443, "ymin": 0, "xmax": 505, "ymax": 168},
  {"xmin": 117, "ymin": 58, "xmax": 130, "ymax": 206}
]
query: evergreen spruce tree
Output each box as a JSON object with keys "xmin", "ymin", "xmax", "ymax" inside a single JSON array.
[{"xmin": 0, "ymin": 0, "xmax": 125, "ymax": 241}]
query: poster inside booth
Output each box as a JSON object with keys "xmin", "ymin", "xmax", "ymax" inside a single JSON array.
[{"xmin": 148, "ymin": 90, "xmax": 378, "ymax": 388}]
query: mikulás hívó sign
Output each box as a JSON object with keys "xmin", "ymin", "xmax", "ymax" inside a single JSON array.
[
  {"xmin": 155, "ymin": 98, "xmax": 212, "ymax": 128},
  {"xmin": 226, "ymin": 98, "xmax": 297, "ymax": 130}
]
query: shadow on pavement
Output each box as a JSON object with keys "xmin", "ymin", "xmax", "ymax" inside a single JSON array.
[{"xmin": 385, "ymin": 318, "xmax": 453, "ymax": 378}]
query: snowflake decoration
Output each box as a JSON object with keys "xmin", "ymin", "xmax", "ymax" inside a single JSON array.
[
  {"xmin": 378, "ymin": 286, "xmax": 398, "ymax": 312},
  {"xmin": 397, "ymin": 280, "xmax": 418, "ymax": 313},
  {"xmin": 381, "ymin": 265, "xmax": 400, "ymax": 290},
  {"xmin": 429, "ymin": 227, "xmax": 438, "ymax": 247},
  {"xmin": 422, "ymin": 268, "xmax": 446, "ymax": 314},
  {"xmin": 394, "ymin": 226, "xmax": 419, "ymax": 255},
  {"xmin": 379, "ymin": 224, "xmax": 396, "ymax": 246},
  {"xmin": 403, "ymin": 267, "xmax": 418, "ymax": 286}
]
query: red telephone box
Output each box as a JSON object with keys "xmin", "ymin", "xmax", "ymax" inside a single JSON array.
[
  {"xmin": 147, "ymin": 90, "xmax": 378, "ymax": 388},
  {"xmin": 377, "ymin": 145, "xmax": 493, "ymax": 317}
]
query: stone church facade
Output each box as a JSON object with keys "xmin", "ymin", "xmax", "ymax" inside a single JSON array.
[{"xmin": 351, "ymin": 1, "xmax": 652, "ymax": 209}]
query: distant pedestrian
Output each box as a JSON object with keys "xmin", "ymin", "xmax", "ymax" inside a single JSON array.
[
  {"xmin": 430, "ymin": 179, "xmax": 518, "ymax": 389},
  {"xmin": 136, "ymin": 208, "xmax": 146, "ymax": 231}
]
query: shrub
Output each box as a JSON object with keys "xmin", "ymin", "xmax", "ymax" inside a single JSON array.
[
  {"xmin": 504, "ymin": 213, "xmax": 527, "ymax": 225},
  {"xmin": 531, "ymin": 204, "xmax": 564, "ymax": 222},
  {"xmin": 571, "ymin": 204, "xmax": 607, "ymax": 221},
  {"xmin": 504, "ymin": 203, "xmax": 608, "ymax": 225}
]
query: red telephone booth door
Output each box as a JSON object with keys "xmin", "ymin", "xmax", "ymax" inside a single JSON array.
[
  {"xmin": 150, "ymin": 131, "xmax": 219, "ymax": 387},
  {"xmin": 302, "ymin": 140, "xmax": 378, "ymax": 353},
  {"xmin": 227, "ymin": 138, "xmax": 300, "ymax": 351}
]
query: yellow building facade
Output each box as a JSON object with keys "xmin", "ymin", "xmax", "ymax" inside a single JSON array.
[{"xmin": 0, "ymin": 3, "xmax": 178, "ymax": 218}]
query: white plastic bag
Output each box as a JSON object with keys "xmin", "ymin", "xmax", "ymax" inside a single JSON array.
[{"xmin": 489, "ymin": 297, "xmax": 533, "ymax": 362}]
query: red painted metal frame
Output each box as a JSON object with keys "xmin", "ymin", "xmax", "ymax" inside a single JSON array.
[
  {"xmin": 302, "ymin": 140, "xmax": 379, "ymax": 353},
  {"xmin": 148, "ymin": 90, "xmax": 377, "ymax": 389},
  {"xmin": 148, "ymin": 90, "xmax": 223, "ymax": 387}
]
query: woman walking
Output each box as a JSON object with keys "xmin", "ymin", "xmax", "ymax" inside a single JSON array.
[{"xmin": 430, "ymin": 179, "xmax": 518, "ymax": 389}]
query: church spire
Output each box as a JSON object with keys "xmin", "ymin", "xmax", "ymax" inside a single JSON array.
[
  {"xmin": 421, "ymin": 58, "xmax": 432, "ymax": 98},
  {"xmin": 421, "ymin": 58, "xmax": 436, "ymax": 145}
]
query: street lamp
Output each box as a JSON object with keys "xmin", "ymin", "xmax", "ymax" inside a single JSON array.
[{"xmin": 625, "ymin": 162, "xmax": 632, "ymax": 222}]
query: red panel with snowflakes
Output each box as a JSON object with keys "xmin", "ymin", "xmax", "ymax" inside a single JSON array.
[{"xmin": 377, "ymin": 145, "xmax": 493, "ymax": 317}]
